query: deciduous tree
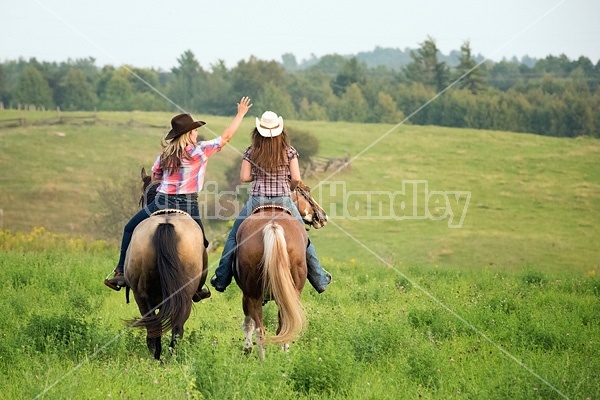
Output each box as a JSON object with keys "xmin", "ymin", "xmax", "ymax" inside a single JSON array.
[
  {"xmin": 56, "ymin": 68, "xmax": 97, "ymax": 110},
  {"xmin": 15, "ymin": 65, "xmax": 54, "ymax": 108}
]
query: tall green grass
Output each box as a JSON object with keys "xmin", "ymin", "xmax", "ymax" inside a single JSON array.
[
  {"xmin": 1, "ymin": 111, "xmax": 599, "ymax": 398},
  {"xmin": 0, "ymin": 230, "xmax": 598, "ymax": 399}
]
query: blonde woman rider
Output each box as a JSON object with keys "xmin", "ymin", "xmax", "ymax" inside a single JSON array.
[{"xmin": 105, "ymin": 97, "xmax": 253, "ymax": 296}]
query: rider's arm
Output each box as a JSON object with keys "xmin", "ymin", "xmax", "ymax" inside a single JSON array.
[
  {"xmin": 221, "ymin": 97, "xmax": 252, "ymax": 146},
  {"xmin": 289, "ymin": 158, "xmax": 301, "ymax": 190},
  {"xmin": 240, "ymin": 159, "xmax": 253, "ymax": 183}
]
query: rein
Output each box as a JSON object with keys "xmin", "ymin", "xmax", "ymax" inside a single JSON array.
[{"xmin": 295, "ymin": 185, "xmax": 324, "ymax": 225}]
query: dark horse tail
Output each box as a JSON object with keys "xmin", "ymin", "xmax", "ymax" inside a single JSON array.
[{"xmin": 138, "ymin": 222, "xmax": 187, "ymax": 338}]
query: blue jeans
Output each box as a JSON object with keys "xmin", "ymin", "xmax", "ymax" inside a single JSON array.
[
  {"xmin": 116, "ymin": 192, "xmax": 208, "ymax": 272},
  {"xmin": 213, "ymin": 196, "xmax": 329, "ymax": 292}
]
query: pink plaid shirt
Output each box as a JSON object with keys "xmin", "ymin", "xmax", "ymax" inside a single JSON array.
[
  {"xmin": 244, "ymin": 146, "xmax": 299, "ymax": 197},
  {"xmin": 153, "ymin": 137, "xmax": 222, "ymax": 194}
]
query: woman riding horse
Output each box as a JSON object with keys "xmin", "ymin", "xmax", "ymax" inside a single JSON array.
[
  {"xmin": 105, "ymin": 97, "xmax": 253, "ymax": 294},
  {"xmin": 211, "ymin": 110, "xmax": 331, "ymax": 293}
]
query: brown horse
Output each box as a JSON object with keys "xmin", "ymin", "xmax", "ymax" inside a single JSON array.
[
  {"xmin": 235, "ymin": 184, "xmax": 328, "ymax": 360},
  {"xmin": 124, "ymin": 169, "xmax": 208, "ymax": 360}
]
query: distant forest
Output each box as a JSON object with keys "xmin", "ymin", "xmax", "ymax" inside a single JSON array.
[{"xmin": 1, "ymin": 37, "xmax": 599, "ymax": 137}]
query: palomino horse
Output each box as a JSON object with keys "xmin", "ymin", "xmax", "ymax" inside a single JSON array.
[
  {"xmin": 124, "ymin": 168, "xmax": 208, "ymax": 360},
  {"xmin": 235, "ymin": 183, "xmax": 328, "ymax": 360}
]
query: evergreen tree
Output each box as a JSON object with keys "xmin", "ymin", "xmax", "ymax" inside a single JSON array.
[
  {"xmin": 404, "ymin": 36, "xmax": 449, "ymax": 91},
  {"xmin": 456, "ymin": 41, "xmax": 486, "ymax": 94}
]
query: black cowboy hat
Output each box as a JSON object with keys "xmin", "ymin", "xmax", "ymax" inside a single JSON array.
[{"xmin": 165, "ymin": 113, "xmax": 206, "ymax": 140}]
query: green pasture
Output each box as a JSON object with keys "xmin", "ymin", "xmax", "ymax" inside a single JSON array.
[
  {"xmin": 0, "ymin": 231, "xmax": 598, "ymax": 399},
  {"xmin": 1, "ymin": 110, "xmax": 598, "ymax": 274},
  {"xmin": 0, "ymin": 111, "xmax": 599, "ymax": 398}
]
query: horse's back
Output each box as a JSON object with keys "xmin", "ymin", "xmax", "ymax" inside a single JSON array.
[
  {"xmin": 236, "ymin": 211, "xmax": 308, "ymax": 297},
  {"xmin": 125, "ymin": 213, "xmax": 204, "ymax": 292}
]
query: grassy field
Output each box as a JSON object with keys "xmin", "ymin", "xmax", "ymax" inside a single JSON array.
[
  {"xmin": 1, "ymin": 110, "xmax": 599, "ymax": 399},
  {"xmin": 1, "ymin": 110, "xmax": 598, "ymax": 274},
  {"xmin": 0, "ymin": 230, "xmax": 598, "ymax": 399}
]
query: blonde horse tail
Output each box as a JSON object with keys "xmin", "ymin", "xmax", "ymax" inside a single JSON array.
[{"xmin": 262, "ymin": 222, "xmax": 306, "ymax": 344}]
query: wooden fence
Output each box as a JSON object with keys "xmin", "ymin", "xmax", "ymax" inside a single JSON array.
[{"xmin": 0, "ymin": 114, "xmax": 167, "ymax": 129}]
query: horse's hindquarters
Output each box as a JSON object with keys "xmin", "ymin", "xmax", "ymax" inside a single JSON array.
[
  {"xmin": 124, "ymin": 213, "xmax": 206, "ymax": 359},
  {"xmin": 235, "ymin": 211, "xmax": 309, "ymax": 354}
]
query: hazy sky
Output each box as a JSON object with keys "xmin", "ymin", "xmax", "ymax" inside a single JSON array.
[{"xmin": 2, "ymin": 0, "xmax": 598, "ymax": 71}]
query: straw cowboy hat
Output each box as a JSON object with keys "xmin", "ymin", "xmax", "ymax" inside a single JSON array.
[
  {"xmin": 165, "ymin": 113, "xmax": 206, "ymax": 140},
  {"xmin": 256, "ymin": 111, "xmax": 284, "ymax": 137}
]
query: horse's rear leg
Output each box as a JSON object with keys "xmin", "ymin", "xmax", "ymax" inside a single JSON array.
[
  {"xmin": 276, "ymin": 310, "xmax": 290, "ymax": 352},
  {"xmin": 242, "ymin": 296, "xmax": 265, "ymax": 360},
  {"xmin": 135, "ymin": 296, "xmax": 163, "ymax": 360},
  {"xmin": 169, "ymin": 326, "xmax": 182, "ymax": 353},
  {"xmin": 169, "ymin": 304, "xmax": 191, "ymax": 352},
  {"xmin": 242, "ymin": 316, "xmax": 255, "ymax": 355},
  {"xmin": 255, "ymin": 326, "xmax": 266, "ymax": 361},
  {"xmin": 147, "ymin": 337, "xmax": 162, "ymax": 360}
]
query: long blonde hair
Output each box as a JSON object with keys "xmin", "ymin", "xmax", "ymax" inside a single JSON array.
[
  {"xmin": 249, "ymin": 128, "xmax": 290, "ymax": 171},
  {"xmin": 159, "ymin": 131, "xmax": 196, "ymax": 172}
]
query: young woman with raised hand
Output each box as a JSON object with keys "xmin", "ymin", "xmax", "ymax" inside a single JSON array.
[{"xmin": 105, "ymin": 97, "xmax": 253, "ymax": 295}]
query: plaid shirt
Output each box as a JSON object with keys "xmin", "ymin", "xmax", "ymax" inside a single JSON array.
[
  {"xmin": 244, "ymin": 146, "xmax": 298, "ymax": 197},
  {"xmin": 152, "ymin": 137, "xmax": 222, "ymax": 194}
]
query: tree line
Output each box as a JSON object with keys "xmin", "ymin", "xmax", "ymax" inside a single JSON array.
[{"xmin": 1, "ymin": 37, "xmax": 599, "ymax": 138}]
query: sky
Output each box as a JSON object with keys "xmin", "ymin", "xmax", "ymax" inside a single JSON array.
[{"xmin": 1, "ymin": 0, "xmax": 598, "ymax": 71}]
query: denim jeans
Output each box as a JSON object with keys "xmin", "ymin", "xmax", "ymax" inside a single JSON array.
[
  {"xmin": 213, "ymin": 195, "xmax": 329, "ymax": 292},
  {"xmin": 116, "ymin": 192, "xmax": 208, "ymax": 272}
]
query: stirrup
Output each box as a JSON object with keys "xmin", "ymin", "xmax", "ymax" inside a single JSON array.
[
  {"xmin": 193, "ymin": 287, "xmax": 211, "ymax": 302},
  {"xmin": 104, "ymin": 278, "xmax": 122, "ymax": 291}
]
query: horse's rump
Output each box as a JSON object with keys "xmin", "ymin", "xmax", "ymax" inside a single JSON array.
[
  {"xmin": 125, "ymin": 213, "xmax": 204, "ymax": 338},
  {"xmin": 236, "ymin": 210, "xmax": 308, "ymax": 344}
]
